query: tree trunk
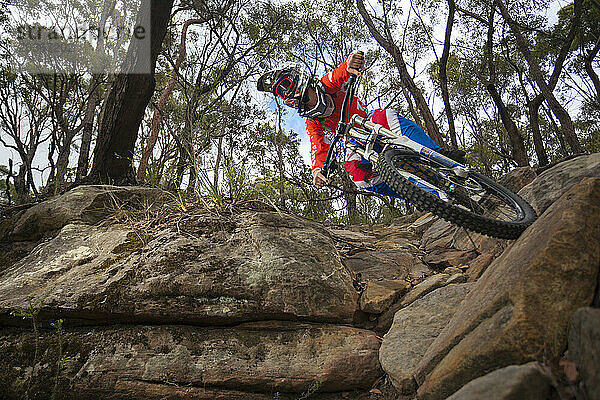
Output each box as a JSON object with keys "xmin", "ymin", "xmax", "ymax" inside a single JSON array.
[
  {"xmin": 54, "ymin": 134, "xmax": 75, "ymax": 187},
  {"xmin": 485, "ymin": 83, "xmax": 529, "ymax": 166},
  {"xmin": 478, "ymin": 7, "xmax": 529, "ymax": 166},
  {"xmin": 356, "ymin": 0, "xmax": 446, "ymax": 148},
  {"xmin": 494, "ymin": 0, "xmax": 584, "ymax": 154},
  {"xmin": 6, "ymin": 159, "xmax": 13, "ymax": 205},
  {"xmin": 87, "ymin": 0, "xmax": 174, "ymax": 184},
  {"xmin": 584, "ymin": 36, "xmax": 600, "ymax": 107},
  {"xmin": 51, "ymin": 105, "xmax": 84, "ymax": 187},
  {"xmin": 440, "ymin": 0, "xmax": 459, "ymax": 149},
  {"xmin": 76, "ymin": 88, "xmax": 97, "ymax": 182},
  {"xmin": 528, "ymin": 94, "xmax": 549, "ymax": 166},
  {"xmin": 14, "ymin": 164, "xmax": 28, "ymax": 204}
]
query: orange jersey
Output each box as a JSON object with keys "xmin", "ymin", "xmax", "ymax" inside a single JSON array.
[{"xmin": 307, "ymin": 57, "xmax": 367, "ymax": 173}]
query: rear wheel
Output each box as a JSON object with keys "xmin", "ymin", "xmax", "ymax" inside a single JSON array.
[{"xmin": 377, "ymin": 148, "xmax": 537, "ymax": 239}]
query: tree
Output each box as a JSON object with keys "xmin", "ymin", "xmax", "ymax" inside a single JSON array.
[
  {"xmin": 356, "ymin": 0, "xmax": 447, "ymax": 148},
  {"xmin": 0, "ymin": 71, "xmax": 50, "ymax": 202},
  {"xmin": 136, "ymin": 16, "xmax": 212, "ymax": 182},
  {"xmin": 87, "ymin": 0, "xmax": 175, "ymax": 184},
  {"xmin": 476, "ymin": 6, "xmax": 529, "ymax": 166},
  {"xmin": 439, "ymin": 0, "xmax": 459, "ymax": 149},
  {"xmin": 76, "ymin": 0, "xmax": 118, "ymax": 182},
  {"xmin": 494, "ymin": 0, "xmax": 584, "ymax": 155}
]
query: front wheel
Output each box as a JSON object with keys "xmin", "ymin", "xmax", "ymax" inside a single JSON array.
[{"xmin": 377, "ymin": 148, "xmax": 537, "ymax": 239}]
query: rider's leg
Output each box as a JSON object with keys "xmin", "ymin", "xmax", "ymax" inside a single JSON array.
[
  {"xmin": 343, "ymin": 144, "xmax": 383, "ymax": 190},
  {"xmin": 370, "ymin": 109, "xmax": 442, "ymax": 151},
  {"xmin": 371, "ymin": 109, "xmax": 466, "ymax": 163},
  {"xmin": 366, "ymin": 181, "xmax": 404, "ymax": 198},
  {"xmin": 344, "ymin": 138, "xmax": 404, "ymax": 198}
]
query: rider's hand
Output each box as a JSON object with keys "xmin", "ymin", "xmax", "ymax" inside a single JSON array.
[
  {"xmin": 347, "ymin": 51, "xmax": 365, "ymax": 76},
  {"xmin": 312, "ymin": 168, "xmax": 329, "ymax": 188}
]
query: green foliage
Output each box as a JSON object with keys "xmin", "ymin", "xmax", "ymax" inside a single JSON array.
[
  {"xmin": 10, "ymin": 296, "xmax": 46, "ymax": 399},
  {"xmin": 298, "ymin": 380, "xmax": 323, "ymax": 399},
  {"xmin": 50, "ymin": 319, "xmax": 72, "ymax": 400}
]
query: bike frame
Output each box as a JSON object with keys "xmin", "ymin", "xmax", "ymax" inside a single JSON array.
[{"xmin": 321, "ymin": 74, "xmax": 470, "ymax": 202}]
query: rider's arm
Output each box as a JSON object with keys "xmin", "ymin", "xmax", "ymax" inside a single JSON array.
[
  {"xmin": 321, "ymin": 52, "xmax": 364, "ymax": 93},
  {"xmin": 307, "ymin": 121, "xmax": 331, "ymax": 188},
  {"xmin": 307, "ymin": 119, "xmax": 329, "ymax": 174}
]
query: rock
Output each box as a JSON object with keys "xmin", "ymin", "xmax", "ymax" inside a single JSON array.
[
  {"xmin": 397, "ymin": 274, "xmax": 450, "ymax": 308},
  {"xmin": 443, "ymin": 267, "xmax": 463, "ymax": 275},
  {"xmin": 519, "ymin": 153, "xmax": 600, "ymax": 215},
  {"xmin": 343, "ymin": 250, "xmax": 430, "ymax": 282},
  {"xmin": 359, "ymin": 280, "xmax": 411, "ymax": 314},
  {"xmin": 498, "ymin": 166, "xmax": 538, "ymax": 193},
  {"xmin": 0, "ymin": 211, "xmax": 359, "ymax": 326},
  {"xmin": 407, "ymin": 212, "xmax": 438, "ymax": 235},
  {"xmin": 446, "ymin": 362, "xmax": 554, "ymax": 400},
  {"xmin": 567, "ymin": 307, "xmax": 600, "ymax": 400},
  {"xmin": 466, "ymin": 253, "xmax": 495, "ymax": 282},
  {"xmin": 327, "ymin": 228, "xmax": 378, "ymax": 254},
  {"xmin": 379, "ymin": 283, "xmax": 473, "ymax": 394},
  {"xmin": 423, "ymin": 248, "xmax": 477, "ymax": 270},
  {"xmin": 419, "ymin": 219, "xmax": 457, "ymax": 250},
  {"xmin": 414, "ymin": 178, "xmax": 600, "ymax": 400},
  {"xmin": 375, "ymin": 274, "xmax": 449, "ymax": 333},
  {"xmin": 0, "ymin": 321, "xmax": 382, "ymax": 398},
  {"xmin": 0, "ymin": 185, "xmax": 164, "ymax": 275},
  {"xmin": 2, "ymin": 185, "xmax": 164, "ymax": 242},
  {"xmin": 446, "ymin": 273, "xmax": 467, "ymax": 284},
  {"xmin": 420, "ymin": 219, "xmax": 510, "ymax": 257}
]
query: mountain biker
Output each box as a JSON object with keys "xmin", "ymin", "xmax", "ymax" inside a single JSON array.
[{"xmin": 257, "ymin": 51, "xmax": 465, "ymax": 194}]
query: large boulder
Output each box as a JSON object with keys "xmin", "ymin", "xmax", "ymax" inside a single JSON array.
[
  {"xmin": 414, "ymin": 177, "xmax": 600, "ymax": 400},
  {"xmin": 0, "ymin": 186, "xmax": 164, "ymax": 274},
  {"xmin": 567, "ymin": 307, "xmax": 600, "ymax": 400},
  {"xmin": 0, "ymin": 187, "xmax": 382, "ymax": 399},
  {"xmin": 519, "ymin": 153, "xmax": 600, "ymax": 215},
  {"xmin": 446, "ymin": 362, "xmax": 554, "ymax": 400},
  {"xmin": 0, "ymin": 210, "xmax": 358, "ymax": 326},
  {"xmin": 0, "ymin": 322, "xmax": 381, "ymax": 399},
  {"xmin": 379, "ymin": 283, "xmax": 473, "ymax": 394},
  {"xmin": 1, "ymin": 185, "xmax": 164, "ymax": 242}
]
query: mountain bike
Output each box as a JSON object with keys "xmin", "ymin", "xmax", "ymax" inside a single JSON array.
[{"xmin": 321, "ymin": 74, "xmax": 537, "ymax": 239}]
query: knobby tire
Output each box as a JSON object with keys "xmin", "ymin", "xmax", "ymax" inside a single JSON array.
[{"xmin": 377, "ymin": 148, "xmax": 537, "ymax": 239}]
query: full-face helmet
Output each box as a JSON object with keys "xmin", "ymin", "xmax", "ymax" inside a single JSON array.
[{"xmin": 257, "ymin": 65, "xmax": 334, "ymax": 119}]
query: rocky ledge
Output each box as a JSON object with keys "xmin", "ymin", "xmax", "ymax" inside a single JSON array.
[{"xmin": 0, "ymin": 153, "xmax": 599, "ymax": 399}]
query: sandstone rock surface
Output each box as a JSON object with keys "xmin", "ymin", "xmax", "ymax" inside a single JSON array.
[
  {"xmin": 567, "ymin": 307, "xmax": 600, "ymax": 400},
  {"xmin": 519, "ymin": 153, "xmax": 600, "ymax": 215},
  {"xmin": 0, "ymin": 211, "xmax": 358, "ymax": 326},
  {"xmin": 446, "ymin": 362, "xmax": 554, "ymax": 400},
  {"xmin": 0, "ymin": 186, "xmax": 164, "ymax": 274},
  {"xmin": 2, "ymin": 155, "xmax": 599, "ymax": 400},
  {"xmin": 379, "ymin": 283, "xmax": 473, "ymax": 394},
  {"xmin": 415, "ymin": 177, "xmax": 600, "ymax": 400},
  {"xmin": 0, "ymin": 322, "xmax": 381, "ymax": 399}
]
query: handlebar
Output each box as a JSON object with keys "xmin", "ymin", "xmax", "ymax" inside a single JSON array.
[{"xmin": 321, "ymin": 73, "xmax": 358, "ymax": 178}]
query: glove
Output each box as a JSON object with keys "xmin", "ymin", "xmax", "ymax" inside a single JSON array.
[
  {"xmin": 312, "ymin": 168, "xmax": 329, "ymax": 188},
  {"xmin": 347, "ymin": 51, "xmax": 365, "ymax": 76}
]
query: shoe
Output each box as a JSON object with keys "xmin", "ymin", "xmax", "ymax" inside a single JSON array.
[{"xmin": 440, "ymin": 148, "xmax": 466, "ymax": 164}]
